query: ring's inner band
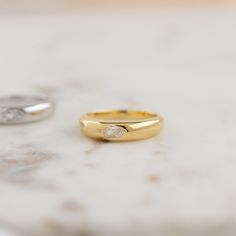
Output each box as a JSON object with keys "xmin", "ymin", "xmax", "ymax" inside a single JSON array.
[
  {"xmin": 87, "ymin": 110, "xmax": 158, "ymax": 121},
  {"xmin": 0, "ymin": 96, "xmax": 48, "ymax": 107}
]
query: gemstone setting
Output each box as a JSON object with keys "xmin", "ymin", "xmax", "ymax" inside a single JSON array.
[
  {"xmin": 0, "ymin": 108, "xmax": 25, "ymax": 123},
  {"xmin": 103, "ymin": 126, "xmax": 127, "ymax": 139}
]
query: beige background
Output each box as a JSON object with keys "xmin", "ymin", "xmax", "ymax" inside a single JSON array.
[{"xmin": 0, "ymin": 0, "xmax": 236, "ymax": 14}]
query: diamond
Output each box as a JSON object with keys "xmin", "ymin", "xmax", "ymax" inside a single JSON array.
[
  {"xmin": 103, "ymin": 126, "xmax": 126, "ymax": 139},
  {"xmin": 0, "ymin": 108, "xmax": 25, "ymax": 123}
]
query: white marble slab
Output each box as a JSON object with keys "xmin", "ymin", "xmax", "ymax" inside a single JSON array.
[{"xmin": 0, "ymin": 10, "xmax": 236, "ymax": 236}]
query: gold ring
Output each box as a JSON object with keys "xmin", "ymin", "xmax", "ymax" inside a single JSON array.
[{"xmin": 80, "ymin": 110, "xmax": 163, "ymax": 141}]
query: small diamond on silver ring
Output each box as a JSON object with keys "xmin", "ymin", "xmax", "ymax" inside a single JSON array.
[{"xmin": 0, "ymin": 95, "xmax": 55, "ymax": 125}]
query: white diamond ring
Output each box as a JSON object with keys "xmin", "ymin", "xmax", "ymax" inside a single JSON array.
[
  {"xmin": 80, "ymin": 110, "xmax": 163, "ymax": 141},
  {"xmin": 0, "ymin": 95, "xmax": 55, "ymax": 125}
]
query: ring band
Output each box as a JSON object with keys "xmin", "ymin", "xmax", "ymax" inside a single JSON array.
[
  {"xmin": 80, "ymin": 110, "xmax": 163, "ymax": 141},
  {"xmin": 0, "ymin": 95, "xmax": 55, "ymax": 125}
]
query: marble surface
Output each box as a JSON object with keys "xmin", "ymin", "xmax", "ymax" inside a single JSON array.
[{"xmin": 0, "ymin": 10, "xmax": 236, "ymax": 236}]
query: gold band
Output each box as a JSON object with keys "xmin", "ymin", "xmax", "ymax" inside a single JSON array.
[{"xmin": 80, "ymin": 110, "xmax": 163, "ymax": 141}]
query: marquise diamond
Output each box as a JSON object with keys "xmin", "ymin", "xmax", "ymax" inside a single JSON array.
[
  {"xmin": 103, "ymin": 126, "xmax": 126, "ymax": 139},
  {"xmin": 0, "ymin": 108, "xmax": 25, "ymax": 123}
]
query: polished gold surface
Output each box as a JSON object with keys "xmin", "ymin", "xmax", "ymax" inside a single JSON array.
[{"xmin": 80, "ymin": 110, "xmax": 163, "ymax": 141}]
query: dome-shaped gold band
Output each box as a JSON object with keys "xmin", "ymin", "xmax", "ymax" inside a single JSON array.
[{"xmin": 80, "ymin": 110, "xmax": 163, "ymax": 141}]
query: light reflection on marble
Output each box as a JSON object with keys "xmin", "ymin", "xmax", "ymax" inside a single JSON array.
[{"xmin": 0, "ymin": 10, "xmax": 236, "ymax": 236}]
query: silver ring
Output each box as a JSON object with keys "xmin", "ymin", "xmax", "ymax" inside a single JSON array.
[{"xmin": 0, "ymin": 95, "xmax": 55, "ymax": 125}]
